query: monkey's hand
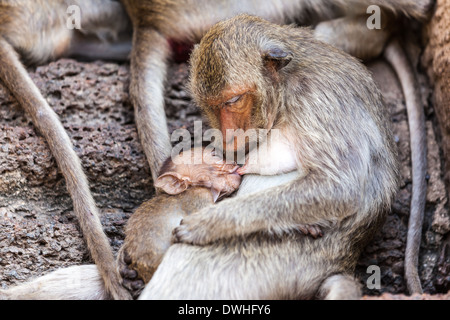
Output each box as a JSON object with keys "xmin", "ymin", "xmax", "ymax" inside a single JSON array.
[{"xmin": 297, "ymin": 224, "xmax": 323, "ymax": 238}]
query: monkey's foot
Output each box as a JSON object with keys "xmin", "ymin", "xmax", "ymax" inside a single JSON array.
[
  {"xmin": 297, "ymin": 224, "xmax": 323, "ymax": 238},
  {"xmin": 117, "ymin": 249, "xmax": 145, "ymax": 299}
]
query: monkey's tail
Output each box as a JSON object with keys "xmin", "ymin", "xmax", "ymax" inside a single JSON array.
[
  {"xmin": 384, "ymin": 39, "xmax": 427, "ymax": 295},
  {"xmin": 0, "ymin": 265, "xmax": 107, "ymax": 300}
]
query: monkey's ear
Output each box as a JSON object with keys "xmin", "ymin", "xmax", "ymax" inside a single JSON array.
[
  {"xmin": 155, "ymin": 172, "xmax": 191, "ymax": 195},
  {"xmin": 262, "ymin": 47, "xmax": 293, "ymax": 74},
  {"xmin": 210, "ymin": 188, "xmax": 222, "ymax": 203}
]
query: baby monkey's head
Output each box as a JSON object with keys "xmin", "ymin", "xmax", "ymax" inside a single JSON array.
[{"xmin": 154, "ymin": 147, "xmax": 241, "ymax": 202}]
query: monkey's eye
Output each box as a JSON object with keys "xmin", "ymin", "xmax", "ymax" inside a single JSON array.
[{"xmin": 224, "ymin": 95, "xmax": 242, "ymax": 106}]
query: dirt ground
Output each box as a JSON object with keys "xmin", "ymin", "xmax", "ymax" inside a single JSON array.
[{"xmin": 0, "ymin": 31, "xmax": 449, "ymax": 297}]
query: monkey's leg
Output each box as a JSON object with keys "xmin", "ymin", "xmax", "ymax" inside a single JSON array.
[
  {"xmin": 0, "ymin": 265, "xmax": 106, "ymax": 300},
  {"xmin": 70, "ymin": 0, "xmax": 130, "ymax": 36},
  {"xmin": 139, "ymin": 241, "xmax": 327, "ymax": 300},
  {"xmin": 315, "ymin": 15, "xmax": 427, "ymax": 295},
  {"xmin": 129, "ymin": 27, "xmax": 172, "ymax": 180},
  {"xmin": 317, "ymin": 274, "xmax": 362, "ymax": 300},
  {"xmin": 314, "ymin": 15, "xmax": 392, "ymax": 61},
  {"xmin": 0, "ymin": 37, "xmax": 130, "ymax": 300}
]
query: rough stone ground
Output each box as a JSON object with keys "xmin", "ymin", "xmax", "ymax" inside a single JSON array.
[{"xmin": 0, "ymin": 42, "xmax": 448, "ymax": 297}]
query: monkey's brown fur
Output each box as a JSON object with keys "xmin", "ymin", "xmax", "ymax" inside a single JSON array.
[{"xmin": 118, "ymin": 147, "xmax": 241, "ymax": 291}]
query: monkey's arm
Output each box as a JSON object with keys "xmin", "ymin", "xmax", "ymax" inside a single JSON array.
[
  {"xmin": 173, "ymin": 171, "xmax": 357, "ymax": 245},
  {"xmin": 0, "ymin": 36, "xmax": 130, "ymax": 300}
]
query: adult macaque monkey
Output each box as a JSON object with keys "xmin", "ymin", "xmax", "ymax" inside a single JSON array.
[
  {"xmin": 121, "ymin": 0, "xmax": 431, "ymax": 179},
  {"xmin": 122, "ymin": 0, "xmax": 430, "ymax": 294},
  {"xmin": 135, "ymin": 14, "xmax": 400, "ymax": 299}
]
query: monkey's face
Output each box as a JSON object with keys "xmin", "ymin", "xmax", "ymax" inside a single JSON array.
[
  {"xmin": 194, "ymin": 151, "xmax": 242, "ymax": 201},
  {"xmin": 202, "ymin": 85, "xmax": 267, "ymax": 157},
  {"xmin": 189, "ymin": 15, "xmax": 293, "ymax": 157}
]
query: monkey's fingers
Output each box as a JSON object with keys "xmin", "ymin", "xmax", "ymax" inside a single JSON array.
[
  {"xmin": 297, "ymin": 225, "xmax": 309, "ymax": 235},
  {"xmin": 236, "ymin": 165, "xmax": 249, "ymax": 175},
  {"xmin": 120, "ymin": 267, "xmax": 138, "ymax": 280},
  {"xmin": 119, "ymin": 253, "xmax": 145, "ymax": 299},
  {"xmin": 172, "ymin": 225, "xmax": 183, "ymax": 244},
  {"xmin": 122, "ymin": 250, "xmax": 132, "ymax": 265},
  {"xmin": 297, "ymin": 224, "xmax": 323, "ymax": 238},
  {"xmin": 118, "ymin": 249, "xmax": 140, "ymax": 281},
  {"xmin": 307, "ymin": 225, "xmax": 323, "ymax": 238},
  {"xmin": 172, "ymin": 219, "xmax": 205, "ymax": 245},
  {"xmin": 213, "ymin": 162, "xmax": 240, "ymax": 174}
]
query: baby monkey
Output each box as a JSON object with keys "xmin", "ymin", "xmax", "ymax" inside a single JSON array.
[{"xmin": 137, "ymin": 14, "xmax": 399, "ymax": 300}]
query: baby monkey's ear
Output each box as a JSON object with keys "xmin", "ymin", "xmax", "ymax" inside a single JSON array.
[
  {"xmin": 155, "ymin": 172, "xmax": 192, "ymax": 195},
  {"xmin": 210, "ymin": 188, "xmax": 222, "ymax": 203}
]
